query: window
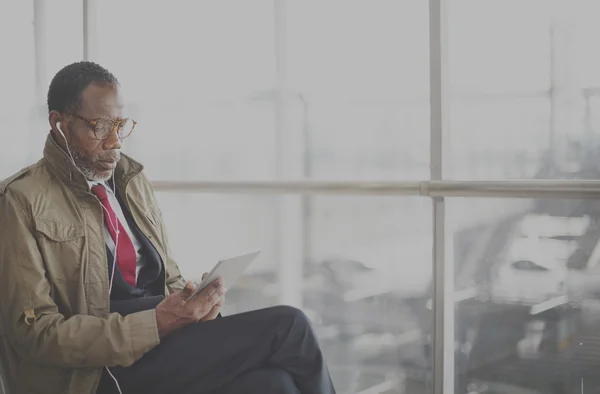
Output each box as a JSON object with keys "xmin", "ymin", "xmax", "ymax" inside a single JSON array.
[
  {"xmin": 447, "ymin": 0, "xmax": 600, "ymax": 181},
  {"xmin": 5, "ymin": 1, "xmax": 600, "ymax": 393},
  {"xmin": 286, "ymin": 0, "xmax": 430, "ymax": 181},
  {"xmin": 0, "ymin": 1, "xmax": 35, "ymax": 178},
  {"xmin": 450, "ymin": 198, "xmax": 600, "ymax": 393},
  {"xmin": 0, "ymin": 0, "xmax": 82, "ymax": 179},
  {"xmin": 94, "ymin": 0, "xmax": 277, "ymax": 181},
  {"xmin": 445, "ymin": 4, "xmax": 600, "ymax": 389}
]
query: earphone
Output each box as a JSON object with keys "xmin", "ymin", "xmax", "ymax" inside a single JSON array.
[
  {"xmin": 56, "ymin": 121, "xmax": 123, "ymax": 394},
  {"xmin": 56, "ymin": 121, "xmax": 120, "ymax": 291}
]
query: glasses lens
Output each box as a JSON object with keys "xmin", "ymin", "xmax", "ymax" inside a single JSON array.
[
  {"xmin": 94, "ymin": 118, "xmax": 135, "ymax": 140},
  {"xmin": 117, "ymin": 119, "xmax": 135, "ymax": 139},
  {"xmin": 94, "ymin": 119, "xmax": 113, "ymax": 139}
]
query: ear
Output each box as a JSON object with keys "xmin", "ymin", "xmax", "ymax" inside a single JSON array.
[
  {"xmin": 49, "ymin": 111, "xmax": 71, "ymax": 151},
  {"xmin": 49, "ymin": 110, "xmax": 66, "ymax": 137}
]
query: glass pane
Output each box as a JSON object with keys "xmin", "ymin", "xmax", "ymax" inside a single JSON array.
[
  {"xmin": 0, "ymin": 0, "xmax": 84, "ymax": 179},
  {"xmin": 155, "ymin": 193, "xmax": 280, "ymax": 310},
  {"xmin": 156, "ymin": 192, "xmax": 433, "ymax": 393},
  {"xmin": 307, "ymin": 196, "xmax": 432, "ymax": 393},
  {"xmin": 449, "ymin": 197, "xmax": 600, "ymax": 393},
  {"xmin": 37, "ymin": 0, "xmax": 83, "ymax": 90},
  {"xmin": 94, "ymin": 0, "xmax": 277, "ymax": 181},
  {"xmin": 287, "ymin": 1, "xmax": 430, "ymax": 180},
  {"xmin": 448, "ymin": 98, "xmax": 551, "ymax": 180},
  {"xmin": 30, "ymin": 0, "xmax": 85, "ymax": 168},
  {"xmin": 447, "ymin": 1, "xmax": 600, "ymax": 180},
  {"xmin": 306, "ymin": 100, "xmax": 430, "ymax": 180},
  {"xmin": 125, "ymin": 99, "xmax": 277, "ymax": 181},
  {"xmin": 95, "ymin": 0, "xmax": 276, "ymax": 98},
  {"xmin": 0, "ymin": 1, "xmax": 35, "ymax": 178},
  {"xmin": 287, "ymin": 0, "xmax": 429, "ymax": 99},
  {"xmin": 449, "ymin": 0, "xmax": 550, "ymax": 95}
]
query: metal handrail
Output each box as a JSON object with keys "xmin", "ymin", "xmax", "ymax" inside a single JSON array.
[{"xmin": 152, "ymin": 180, "xmax": 600, "ymax": 199}]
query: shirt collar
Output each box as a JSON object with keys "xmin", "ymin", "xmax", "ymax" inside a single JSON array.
[{"xmin": 88, "ymin": 180, "xmax": 114, "ymax": 194}]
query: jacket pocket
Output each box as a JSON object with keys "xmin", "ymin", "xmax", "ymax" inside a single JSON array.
[
  {"xmin": 34, "ymin": 218, "xmax": 84, "ymax": 242},
  {"xmin": 34, "ymin": 218, "xmax": 85, "ymax": 282}
]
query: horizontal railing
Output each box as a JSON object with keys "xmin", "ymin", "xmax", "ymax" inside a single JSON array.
[{"xmin": 152, "ymin": 180, "xmax": 600, "ymax": 199}]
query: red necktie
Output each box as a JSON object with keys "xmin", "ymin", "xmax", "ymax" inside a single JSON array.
[{"xmin": 91, "ymin": 184, "xmax": 137, "ymax": 287}]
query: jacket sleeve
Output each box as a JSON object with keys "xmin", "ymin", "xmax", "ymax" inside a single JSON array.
[
  {"xmin": 0, "ymin": 193, "xmax": 160, "ymax": 368},
  {"xmin": 165, "ymin": 256, "xmax": 187, "ymax": 294}
]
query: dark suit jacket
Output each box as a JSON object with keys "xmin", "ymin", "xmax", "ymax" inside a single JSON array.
[{"xmin": 107, "ymin": 191, "xmax": 166, "ymax": 312}]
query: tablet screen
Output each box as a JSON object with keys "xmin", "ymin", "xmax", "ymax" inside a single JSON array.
[{"xmin": 187, "ymin": 250, "xmax": 261, "ymax": 300}]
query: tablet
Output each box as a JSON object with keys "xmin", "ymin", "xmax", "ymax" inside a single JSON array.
[{"xmin": 186, "ymin": 250, "xmax": 261, "ymax": 301}]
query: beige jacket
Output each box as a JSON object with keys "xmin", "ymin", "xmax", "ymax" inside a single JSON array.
[{"xmin": 0, "ymin": 134, "xmax": 187, "ymax": 393}]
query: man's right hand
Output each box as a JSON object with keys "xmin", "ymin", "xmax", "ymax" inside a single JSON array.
[{"xmin": 155, "ymin": 278, "xmax": 225, "ymax": 338}]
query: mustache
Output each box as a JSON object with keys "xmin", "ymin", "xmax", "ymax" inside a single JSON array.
[{"xmin": 96, "ymin": 150, "xmax": 121, "ymax": 162}]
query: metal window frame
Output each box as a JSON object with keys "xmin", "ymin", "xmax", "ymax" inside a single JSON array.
[
  {"xmin": 33, "ymin": 0, "xmax": 46, "ymax": 98},
  {"xmin": 273, "ymin": 0, "xmax": 305, "ymax": 308},
  {"xmin": 150, "ymin": 179, "xmax": 600, "ymax": 199},
  {"xmin": 82, "ymin": 0, "xmax": 97, "ymax": 61},
  {"xmin": 429, "ymin": 0, "xmax": 451, "ymax": 393},
  {"xmin": 82, "ymin": 0, "xmax": 89, "ymax": 60}
]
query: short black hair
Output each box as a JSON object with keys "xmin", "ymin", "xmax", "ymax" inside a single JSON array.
[{"xmin": 47, "ymin": 61, "xmax": 119, "ymax": 114}]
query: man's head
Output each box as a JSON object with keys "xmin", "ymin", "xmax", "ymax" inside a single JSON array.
[{"xmin": 48, "ymin": 61, "xmax": 134, "ymax": 182}]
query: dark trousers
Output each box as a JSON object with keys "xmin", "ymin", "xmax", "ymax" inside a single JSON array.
[{"xmin": 97, "ymin": 305, "xmax": 336, "ymax": 394}]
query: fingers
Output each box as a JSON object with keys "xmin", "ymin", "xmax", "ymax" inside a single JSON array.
[
  {"xmin": 201, "ymin": 292, "xmax": 225, "ymax": 322},
  {"xmin": 182, "ymin": 280, "xmax": 196, "ymax": 295},
  {"xmin": 175, "ymin": 281, "xmax": 196, "ymax": 304},
  {"xmin": 202, "ymin": 303, "xmax": 222, "ymax": 321},
  {"xmin": 200, "ymin": 277, "xmax": 224, "ymax": 295},
  {"xmin": 213, "ymin": 277, "xmax": 224, "ymax": 288},
  {"xmin": 203, "ymin": 282, "xmax": 225, "ymax": 306},
  {"xmin": 161, "ymin": 278, "xmax": 227, "ymax": 328},
  {"xmin": 190, "ymin": 278, "xmax": 225, "ymax": 321}
]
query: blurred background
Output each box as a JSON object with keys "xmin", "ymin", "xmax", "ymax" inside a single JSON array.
[{"xmin": 4, "ymin": 1, "xmax": 600, "ymax": 393}]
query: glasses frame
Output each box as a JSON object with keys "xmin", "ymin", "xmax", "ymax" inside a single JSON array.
[{"xmin": 68, "ymin": 113, "xmax": 137, "ymax": 140}]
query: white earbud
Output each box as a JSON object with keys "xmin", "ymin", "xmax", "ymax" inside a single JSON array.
[
  {"xmin": 56, "ymin": 121, "xmax": 77, "ymax": 167},
  {"xmin": 56, "ymin": 120, "xmax": 123, "ymax": 394},
  {"xmin": 56, "ymin": 121, "xmax": 120, "ymax": 300}
]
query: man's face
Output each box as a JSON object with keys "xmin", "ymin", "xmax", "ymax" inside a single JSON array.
[{"xmin": 54, "ymin": 83, "xmax": 125, "ymax": 182}]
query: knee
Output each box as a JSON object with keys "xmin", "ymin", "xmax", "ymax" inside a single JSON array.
[
  {"xmin": 264, "ymin": 369, "xmax": 296, "ymax": 392},
  {"xmin": 273, "ymin": 305, "xmax": 311, "ymax": 326},
  {"xmin": 237, "ymin": 369, "xmax": 297, "ymax": 394}
]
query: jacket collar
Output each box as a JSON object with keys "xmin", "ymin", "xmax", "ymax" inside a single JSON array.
[{"xmin": 43, "ymin": 133, "xmax": 144, "ymax": 193}]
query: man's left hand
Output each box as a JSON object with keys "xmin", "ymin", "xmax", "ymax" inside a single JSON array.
[{"xmin": 199, "ymin": 272, "xmax": 225, "ymax": 321}]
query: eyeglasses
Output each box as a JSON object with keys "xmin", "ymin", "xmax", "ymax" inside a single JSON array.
[{"xmin": 68, "ymin": 113, "xmax": 137, "ymax": 140}]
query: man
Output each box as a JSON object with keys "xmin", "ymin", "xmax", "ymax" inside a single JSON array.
[{"xmin": 0, "ymin": 61, "xmax": 335, "ymax": 394}]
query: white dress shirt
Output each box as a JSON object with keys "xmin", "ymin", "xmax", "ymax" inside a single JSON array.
[{"xmin": 89, "ymin": 180, "xmax": 146, "ymax": 280}]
